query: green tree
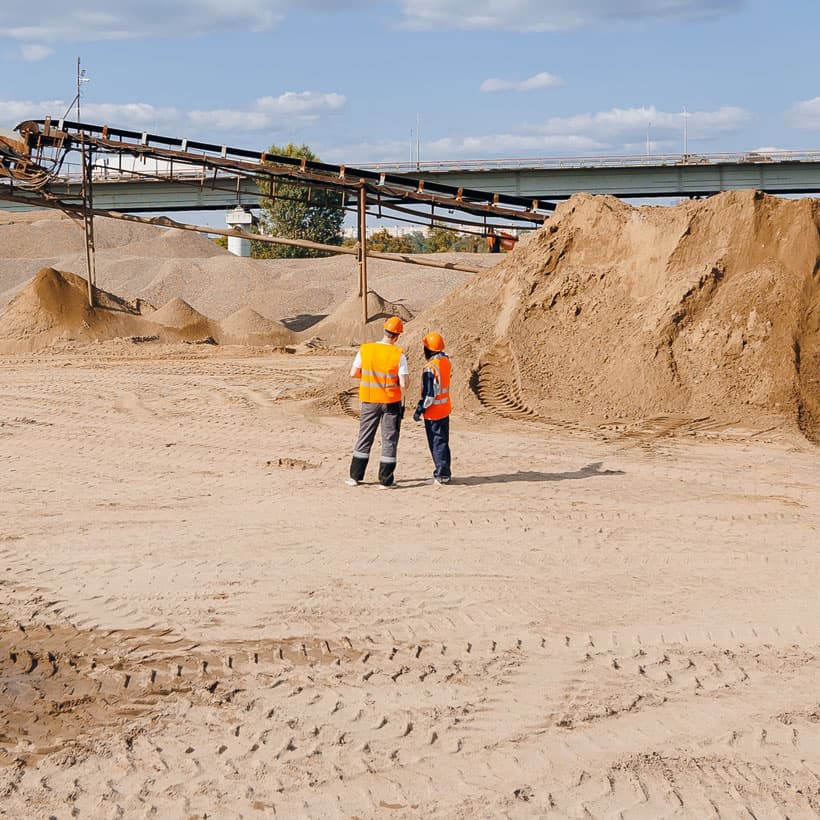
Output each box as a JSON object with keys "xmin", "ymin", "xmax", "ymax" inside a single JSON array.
[
  {"xmin": 424, "ymin": 224, "xmax": 465, "ymax": 253},
  {"xmin": 423, "ymin": 225, "xmax": 484, "ymax": 253},
  {"xmin": 405, "ymin": 231, "xmax": 427, "ymax": 253},
  {"xmin": 252, "ymin": 143, "xmax": 344, "ymax": 259},
  {"xmin": 367, "ymin": 229, "xmax": 414, "ymax": 254}
]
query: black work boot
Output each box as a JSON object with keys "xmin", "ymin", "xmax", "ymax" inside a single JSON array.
[
  {"xmin": 378, "ymin": 461, "xmax": 396, "ymax": 487},
  {"xmin": 350, "ymin": 455, "xmax": 368, "ymax": 483}
]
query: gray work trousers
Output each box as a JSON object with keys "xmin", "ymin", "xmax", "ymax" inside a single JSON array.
[{"xmin": 350, "ymin": 401, "xmax": 403, "ymax": 486}]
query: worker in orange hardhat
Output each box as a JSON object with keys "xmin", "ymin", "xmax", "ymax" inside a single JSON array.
[
  {"xmin": 412, "ymin": 331, "xmax": 452, "ymax": 485},
  {"xmin": 347, "ymin": 315, "xmax": 409, "ymax": 489}
]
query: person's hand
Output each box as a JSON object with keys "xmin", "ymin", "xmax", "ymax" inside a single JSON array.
[
  {"xmin": 399, "ymin": 405, "xmax": 405, "ymax": 420},
  {"xmin": 413, "ymin": 409, "xmax": 422, "ymax": 422}
]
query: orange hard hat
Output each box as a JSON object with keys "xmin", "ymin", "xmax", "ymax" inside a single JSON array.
[
  {"xmin": 423, "ymin": 331, "xmax": 445, "ymax": 352},
  {"xmin": 383, "ymin": 316, "xmax": 404, "ymax": 334}
]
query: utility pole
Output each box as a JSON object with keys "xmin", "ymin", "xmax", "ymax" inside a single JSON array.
[
  {"xmin": 683, "ymin": 106, "xmax": 689, "ymax": 159},
  {"xmin": 416, "ymin": 113, "xmax": 420, "ymax": 170},
  {"xmin": 76, "ymin": 57, "xmax": 90, "ymax": 119},
  {"xmin": 64, "ymin": 57, "xmax": 89, "ymax": 121}
]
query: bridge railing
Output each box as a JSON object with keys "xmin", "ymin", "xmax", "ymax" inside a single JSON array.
[
  {"xmin": 15, "ymin": 148, "xmax": 820, "ymax": 187},
  {"xmin": 359, "ymin": 150, "xmax": 820, "ymax": 173}
]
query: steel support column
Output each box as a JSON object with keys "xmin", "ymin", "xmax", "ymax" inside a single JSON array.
[
  {"xmin": 358, "ymin": 183, "xmax": 368, "ymax": 325},
  {"xmin": 80, "ymin": 133, "xmax": 97, "ymax": 307}
]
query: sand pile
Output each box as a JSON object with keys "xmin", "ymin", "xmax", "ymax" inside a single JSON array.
[
  {"xmin": 0, "ymin": 210, "xmax": 486, "ymax": 322},
  {"xmin": 0, "ymin": 211, "xmax": 227, "ymax": 308},
  {"xmin": 0, "ymin": 267, "xmax": 163, "ymax": 352},
  {"xmin": 0, "ymin": 210, "xmax": 223, "ymax": 256},
  {"xmin": 217, "ymin": 307, "xmax": 294, "ymax": 346},
  {"xmin": 149, "ymin": 297, "xmax": 215, "ymax": 337},
  {"xmin": 0, "ymin": 269, "xmax": 295, "ymax": 351},
  {"xmin": 304, "ymin": 288, "xmax": 413, "ymax": 346},
  {"xmin": 404, "ymin": 191, "xmax": 820, "ymax": 441}
]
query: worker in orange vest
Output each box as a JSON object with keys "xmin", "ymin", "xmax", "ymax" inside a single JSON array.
[
  {"xmin": 413, "ymin": 331, "xmax": 452, "ymax": 485},
  {"xmin": 347, "ymin": 316, "xmax": 409, "ymax": 489}
]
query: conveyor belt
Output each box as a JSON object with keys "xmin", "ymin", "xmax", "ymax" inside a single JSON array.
[{"xmin": 5, "ymin": 117, "xmax": 553, "ymax": 228}]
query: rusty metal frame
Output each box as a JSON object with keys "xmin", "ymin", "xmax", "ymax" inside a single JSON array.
[
  {"xmin": 7, "ymin": 119, "xmax": 553, "ymax": 227},
  {"xmin": 79, "ymin": 133, "xmax": 97, "ymax": 307}
]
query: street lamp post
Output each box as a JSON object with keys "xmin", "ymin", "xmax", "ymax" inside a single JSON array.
[
  {"xmin": 76, "ymin": 57, "xmax": 89, "ymax": 120},
  {"xmin": 63, "ymin": 56, "xmax": 90, "ymax": 121}
]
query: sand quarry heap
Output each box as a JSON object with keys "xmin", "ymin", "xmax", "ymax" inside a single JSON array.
[
  {"xmin": 0, "ymin": 209, "xmax": 484, "ymax": 321},
  {"xmin": 1, "ymin": 192, "xmax": 820, "ymax": 442},
  {"xmin": 0, "ymin": 268, "xmax": 296, "ymax": 351},
  {"xmin": 391, "ymin": 190, "xmax": 819, "ymax": 442}
]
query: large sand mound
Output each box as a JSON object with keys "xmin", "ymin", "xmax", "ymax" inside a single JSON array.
[{"xmin": 407, "ymin": 191, "xmax": 820, "ymax": 441}]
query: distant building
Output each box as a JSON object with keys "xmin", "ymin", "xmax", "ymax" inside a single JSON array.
[
  {"xmin": 342, "ymin": 225, "xmax": 430, "ymax": 240},
  {"xmin": 341, "ymin": 224, "xmax": 520, "ymax": 241}
]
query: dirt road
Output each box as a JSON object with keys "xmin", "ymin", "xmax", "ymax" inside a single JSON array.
[{"xmin": 2, "ymin": 348, "xmax": 819, "ymax": 818}]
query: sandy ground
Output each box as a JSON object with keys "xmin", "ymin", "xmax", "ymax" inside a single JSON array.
[{"xmin": 2, "ymin": 347, "xmax": 820, "ymax": 819}]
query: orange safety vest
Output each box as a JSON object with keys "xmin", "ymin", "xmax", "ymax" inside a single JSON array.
[
  {"xmin": 358, "ymin": 342, "xmax": 403, "ymax": 403},
  {"xmin": 423, "ymin": 354, "xmax": 451, "ymax": 420}
]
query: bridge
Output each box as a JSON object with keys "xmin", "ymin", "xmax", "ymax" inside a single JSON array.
[
  {"xmin": 370, "ymin": 149, "xmax": 820, "ymax": 202},
  {"xmin": 3, "ymin": 126, "xmax": 820, "ymax": 215}
]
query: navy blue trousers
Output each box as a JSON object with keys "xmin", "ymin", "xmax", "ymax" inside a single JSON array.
[{"xmin": 424, "ymin": 416, "xmax": 451, "ymax": 480}]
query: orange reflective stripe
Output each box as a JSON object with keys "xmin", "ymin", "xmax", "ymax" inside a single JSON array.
[{"xmin": 358, "ymin": 343, "xmax": 403, "ymax": 403}]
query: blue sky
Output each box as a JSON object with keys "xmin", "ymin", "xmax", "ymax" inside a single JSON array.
[{"xmin": 2, "ymin": 0, "xmax": 820, "ymax": 166}]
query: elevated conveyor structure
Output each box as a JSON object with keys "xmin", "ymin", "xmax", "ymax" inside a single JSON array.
[
  {"xmin": 0, "ymin": 118, "xmax": 552, "ymax": 316},
  {"xmin": 0, "ymin": 118, "xmax": 552, "ymax": 228}
]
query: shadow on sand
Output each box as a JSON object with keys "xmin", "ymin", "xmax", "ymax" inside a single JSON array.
[
  {"xmin": 281, "ymin": 313, "xmax": 327, "ymax": 332},
  {"xmin": 408, "ymin": 462, "xmax": 625, "ymax": 487}
]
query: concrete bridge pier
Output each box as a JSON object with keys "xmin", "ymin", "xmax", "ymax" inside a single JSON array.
[{"xmin": 226, "ymin": 207, "xmax": 254, "ymax": 256}]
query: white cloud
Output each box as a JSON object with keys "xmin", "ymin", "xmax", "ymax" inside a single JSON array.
[
  {"xmin": 425, "ymin": 133, "xmax": 606, "ymax": 157},
  {"xmin": 188, "ymin": 92, "xmax": 346, "ymax": 131},
  {"xmin": 0, "ymin": 99, "xmax": 181, "ymax": 130},
  {"xmin": 321, "ymin": 139, "xmax": 416, "ymax": 164},
  {"xmin": 530, "ymin": 105, "xmax": 751, "ymax": 140},
  {"xmin": 322, "ymin": 133, "xmax": 606, "ymax": 164},
  {"xmin": 398, "ymin": 0, "xmax": 743, "ymax": 32},
  {"xmin": 0, "ymin": 91, "xmax": 345, "ymax": 136},
  {"xmin": 330, "ymin": 104, "xmax": 750, "ymax": 164},
  {"xmin": 480, "ymin": 72, "xmax": 563, "ymax": 93},
  {"xmin": 790, "ymin": 97, "xmax": 820, "ymax": 129},
  {"xmin": 255, "ymin": 92, "xmax": 346, "ymax": 115},
  {"xmin": 0, "ymin": 99, "xmax": 68, "ymax": 123},
  {"xmin": 84, "ymin": 103, "xmax": 181, "ymax": 129},
  {"xmin": 19, "ymin": 44, "xmax": 52, "ymax": 61},
  {"xmin": 0, "ymin": 0, "xmax": 742, "ymax": 45},
  {"xmin": 0, "ymin": 1, "xmax": 293, "ymax": 43}
]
